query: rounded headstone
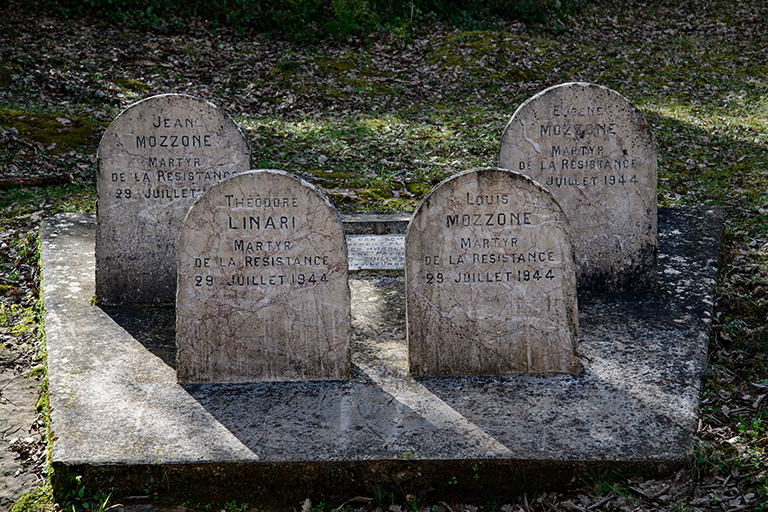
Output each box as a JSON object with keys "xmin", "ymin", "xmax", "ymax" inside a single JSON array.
[
  {"xmin": 405, "ymin": 168, "xmax": 579, "ymax": 377},
  {"xmin": 176, "ymin": 170, "xmax": 351, "ymax": 383},
  {"xmin": 499, "ymin": 82, "xmax": 657, "ymax": 291},
  {"xmin": 96, "ymin": 94, "xmax": 251, "ymax": 305}
]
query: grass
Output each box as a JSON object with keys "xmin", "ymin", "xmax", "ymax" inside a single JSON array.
[
  {"xmin": 241, "ymin": 112, "xmax": 491, "ymax": 210},
  {"xmin": 0, "ymin": 183, "xmax": 96, "ymax": 218}
]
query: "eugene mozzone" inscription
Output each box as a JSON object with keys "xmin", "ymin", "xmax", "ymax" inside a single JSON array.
[{"xmin": 498, "ymin": 83, "xmax": 657, "ymax": 292}]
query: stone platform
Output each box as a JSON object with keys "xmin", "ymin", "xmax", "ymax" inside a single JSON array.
[{"xmin": 41, "ymin": 207, "xmax": 722, "ymax": 506}]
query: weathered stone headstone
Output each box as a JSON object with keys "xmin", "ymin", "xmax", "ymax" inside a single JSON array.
[
  {"xmin": 176, "ymin": 170, "xmax": 351, "ymax": 383},
  {"xmin": 96, "ymin": 94, "xmax": 250, "ymax": 305},
  {"xmin": 499, "ymin": 82, "xmax": 657, "ymax": 291},
  {"xmin": 406, "ymin": 168, "xmax": 578, "ymax": 377}
]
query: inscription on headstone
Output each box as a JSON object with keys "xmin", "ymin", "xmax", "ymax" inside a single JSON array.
[
  {"xmin": 406, "ymin": 168, "xmax": 578, "ymax": 377},
  {"xmin": 499, "ymin": 82, "xmax": 657, "ymax": 291},
  {"xmin": 347, "ymin": 235, "xmax": 405, "ymax": 271},
  {"xmin": 176, "ymin": 170, "xmax": 351, "ymax": 383},
  {"xmin": 96, "ymin": 94, "xmax": 250, "ymax": 304}
]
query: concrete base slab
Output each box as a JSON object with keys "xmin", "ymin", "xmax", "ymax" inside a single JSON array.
[{"xmin": 41, "ymin": 207, "xmax": 722, "ymax": 504}]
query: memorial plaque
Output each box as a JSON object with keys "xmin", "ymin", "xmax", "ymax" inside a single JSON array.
[
  {"xmin": 96, "ymin": 94, "xmax": 251, "ymax": 305},
  {"xmin": 499, "ymin": 82, "xmax": 657, "ymax": 291},
  {"xmin": 176, "ymin": 170, "xmax": 351, "ymax": 383},
  {"xmin": 406, "ymin": 168, "xmax": 578, "ymax": 377},
  {"xmin": 347, "ymin": 235, "xmax": 405, "ymax": 271}
]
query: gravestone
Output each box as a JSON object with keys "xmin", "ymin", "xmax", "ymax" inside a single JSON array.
[
  {"xmin": 176, "ymin": 170, "xmax": 351, "ymax": 383},
  {"xmin": 499, "ymin": 82, "xmax": 657, "ymax": 291},
  {"xmin": 96, "ymin": 94, "xmax": 251, "ymax": 305},
  {"xmin": 406, "ymin": 168, "xmax": 578, "ymax": 377}
]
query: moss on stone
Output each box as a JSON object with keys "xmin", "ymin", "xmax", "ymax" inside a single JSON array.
[
  {"xmin": 0, "ymin": 109, "xmax": 100, "ymax": 155},
  {"xmin": 358, "ymin": 187, "xmax": 394, "ymax": 201}
]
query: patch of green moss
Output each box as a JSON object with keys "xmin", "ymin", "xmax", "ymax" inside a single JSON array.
[
  {"xmin": 430, "ymin": 31, "xmax": 512, "ymax": 64},
  {"xmin": 406, "ymin": 182, "xmax": 431, "ymax": 198},
  {"xmin": 114, "ymin": 78, "xmax": 152, "ymax": 92},
  {"xmin": 10, "ymin": 486, "xmax": 54, "ymax": 512},
  {"xmin": 358, "ymin": 187, "xmax": 393, "ymax": 201},
  {"xmin": 24, "ymin": 365, "xmax": 45, "ymax": 379},
  {"xmin": 0, "ymin": 109, "xmax": 99, "ymax": 155},
  {"xmin": 0, "ymin": 303, "xmax": 36, "ymax": 335},
  {"xmin": 316, "ymin": 59, "xmax": 357, "ymax": 73},
  {"xmin": 312, "ymin": 170, "xmax": 353, "ymax": 188},
  {"xmin": 0, "ymin": 284, "xmax": 13, "ymax": 296},
  {"xmin": 371, "ymin": 83, "xmax": 394, "ymax": 95},
  {"xmin": 269, "ymin": 61, "xmax": 299, "ymax": 76},
  {"xmin": 427, "ymin": 30, "xmax": 540, "ymax": 84},
  {"xmin": 36, "ymin": 375, "xmax": 49, "ymax": 414},
  {"xmin": 326, "ymin": 89, "xmax": 351, "ymax": 98},
  {"xmin": 0, "ymin": 182, "xmax": 97, "ymax": 218}
]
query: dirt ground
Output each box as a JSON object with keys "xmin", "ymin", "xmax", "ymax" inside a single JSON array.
[{"xmin": 0, "ymin": 350, "xmax": 44, "ymax": 507}]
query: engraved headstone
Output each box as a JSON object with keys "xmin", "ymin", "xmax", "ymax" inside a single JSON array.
[
  {"xmin": 176, "ymin": 170, "xmax": 351, "ymax": 383},
  {"xmin": 96, "ymin": 94, "xmax": 250, "ymax": 304},
  {"xmin": 499, "ymin": 82, "xmax": 657, "ymax": 291},
  {"xmin": 406, "ymin": 168, "xmax": 578, "ymax": 377}
]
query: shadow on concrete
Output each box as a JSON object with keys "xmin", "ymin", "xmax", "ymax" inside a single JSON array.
[{"xmin": 100, "ymin": 305, "xmax": 176, "ymax": 369}]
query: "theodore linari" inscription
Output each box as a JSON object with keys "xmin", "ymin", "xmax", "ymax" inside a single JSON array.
[
  {"xmin": 176, "ymin": 169, "xmax": 351, "ymax": 383},
  {"xmin": 188, "ymin": 193, "xmax": 331, "ymax": 289}
]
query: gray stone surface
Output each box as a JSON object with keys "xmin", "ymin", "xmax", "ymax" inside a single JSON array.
[
  {"xmin": 176, "ymin": 170, "xmax": 351, "ymax": 383},
  {"xmin": 42, "ymin": 207, "xmax": 720, "ymax": 491},
  {"xmin": 406, "ymin": 168, "xmax": 579, "ymax": 376},
  {"xmin": 499, "ymin": 82, "xmax": 657, "ymax": 291},
  {"xmin": 96, "ymin": 94, "xmax": 251, "ymax": 305}
]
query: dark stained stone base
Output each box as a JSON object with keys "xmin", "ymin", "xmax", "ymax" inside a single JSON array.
[{"xmin": 42, "ymin": 207, "xmax": 722, "ymax": 506}]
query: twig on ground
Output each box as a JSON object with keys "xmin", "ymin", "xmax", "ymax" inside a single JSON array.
[{"xmin": 586, "ymin": 492, "xmax": 616, "ymax": 511}]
